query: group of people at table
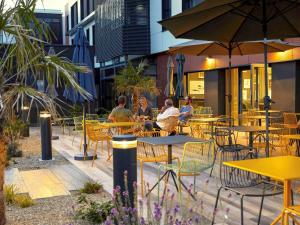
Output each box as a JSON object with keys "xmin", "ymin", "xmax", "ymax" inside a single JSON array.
[{"xmin": 107, "ymin": 95, "xmax": 194, "ymax": 135}]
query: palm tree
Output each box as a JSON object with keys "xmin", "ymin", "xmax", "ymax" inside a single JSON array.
[
  {"xmin": 0, "ymin": 1, "xmax": 90, "ymax": 223},
  {"xmin": 115, "ymin": 60, "xmax": 160, "ymax": 113}
]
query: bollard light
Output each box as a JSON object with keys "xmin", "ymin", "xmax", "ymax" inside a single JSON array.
[
  {"xmin": 21, "ymin": 106, "xmax": 30, "ymax": 137},
  {"xmin": 40, "ymin": 111, "xmax": 52, "ymax": 160},
  {"xmin": 112, "ymin": 135, "xmax": 137, "ymax": 206}
]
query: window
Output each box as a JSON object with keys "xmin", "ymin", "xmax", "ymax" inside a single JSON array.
[
  {"xmin": 187, "ymin": 72, "xmax": 205, "ymax": 99},
  {"xmin": 92, "ymin": 25, "xmax": 95, "ymax": 45},
  {"xmin": 71, "ymin": 2, "xmax": 78, "ymax": 28},
  {"xmin": 86, "ymin": 28, "xmax": 90, "ymax": 45},
  {"xmin": 162, "ymin": 0, "xmax": 171, "ymax": 20},
  {"xmin": 80, "ymin": 0, "xmax": 85, "ymax": 20},
  {"xmin": 182, "ymin": 0, "xmax": 202, "ymax": 11}
]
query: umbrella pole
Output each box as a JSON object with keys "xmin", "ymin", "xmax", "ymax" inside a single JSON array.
[
  {"xmin": 263, "ymin": 0, "xmax": 270, "ymax": 157},
  {"xmin": 228, "ymin": 47, "xmax": 232, "ymax": 126},
  {"xmin": 83, "ymin": 102, "xmax": 87, "ymax": 158}
]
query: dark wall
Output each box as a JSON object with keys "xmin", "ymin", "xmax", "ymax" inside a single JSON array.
[
  {"xmin": 204, "ymin": 70, "xmax": 225, "ymax": 116},
  {"xmin": 271, "ymin": 61, "xmax": 298, "ymax": 112},
  {"xmin": 35, "ymin": 13, "xmax": 63, "ymax": 44}
]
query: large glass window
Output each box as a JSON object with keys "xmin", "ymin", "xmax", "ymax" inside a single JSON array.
[{"xmin": 71, "ymin": 2, "xmax": 78, "ymax": 28}]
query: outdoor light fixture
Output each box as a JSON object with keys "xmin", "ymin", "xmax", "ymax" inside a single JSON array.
[
  {"xmin": 21, "ymin": 106, "xmax": 29, "ymax": 110},
  {"xmin": 40, "ymin": 111, "xmax": 52, "ymax": 160},
  {"xmin": 112, "ymin": 135, "xmax": 137, "ymax": 206},
  {"xmin": 21, "ymin": 106, "xmax": 30, "ymax": 137}
]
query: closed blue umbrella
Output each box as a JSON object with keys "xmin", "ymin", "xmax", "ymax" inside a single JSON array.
[
  {"xmin": 164, "ymin": 56, "xmax": 175, "ymax": 97},
  {"xmin": 175, "ymin": 54, "xmax": 186, "ymax": 98},
  {"xmin": 63, "ymin": 27, "xmax": 97, "ymax": 160}
]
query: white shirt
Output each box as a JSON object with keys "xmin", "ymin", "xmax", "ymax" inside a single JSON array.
[{"xmin": 156, "ymin": 106, "xmax": 180, "ymax": 130}]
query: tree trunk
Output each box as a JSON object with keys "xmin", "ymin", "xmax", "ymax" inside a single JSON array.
[
  {"xmin": 0, "ymin": 138, "xmax": 6, "ymax": 225},
  {"xmin": 132, "ymin": 92, "xmax": 139, "ymax": 114}
]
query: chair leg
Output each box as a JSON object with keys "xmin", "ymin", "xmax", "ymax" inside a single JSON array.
[
  {"xmin": 72, "ymin": 135, "xmax": 75, "ymax": 146},
  {"xmin": 211, "ymin": 187, "xmax": 222, "ymax": 225},
  {"xmin": 210, "ymin": 148, "xmax": 218, "ymax": 177},
  {"xmin": 106, "ymin": 140, "xmax": 111, "ymax": 161},
  {"xmin": 241, "ymin": 196, "xmax": 244, "ymax": 225},
  {"xmin": 92, "ymin": 142, "xmax": 98, "ymax": 167},
  {"xmin": 258, "ymin": 195, "xmax": 264, "ymax": 225},
  {"xmin": 79, "ymin": 135, "xmax": 83, "ymax": 150},
  {"xmin": 140, "ymin": 162, "xmax": 144, "ymax": 198}
]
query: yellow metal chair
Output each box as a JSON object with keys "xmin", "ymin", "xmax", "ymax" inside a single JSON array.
[
  {"xmin": 72, "ymin": 116, "xmax": 83, "ymax": 149},
  {"xmin": 158, "ymin": 140, "xmax": 214, "ymax": 200},
  {"xmin": 283, "ymin": 112, "xmax": 298, "ymax": 134},
  {"xmin": 158, "ymin": 116, "xmax": 179, "ymax": 136},
  {"xmin": 137, "ymin": 130, "xmax": 168, "ymax": 197},
  {"xmin": 86, "ymin": 123, "xmax": 112, "ymax": 166}
]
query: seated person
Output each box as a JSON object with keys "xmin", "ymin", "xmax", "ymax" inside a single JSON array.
[
  {"xmin": 108, "ymin": 96, "xmax": 133, "ymax": 122},
  {"xmin": 136, "ymin": 96, "xmax": 153, "ymax": 130},
  {"xmin": 179, "ymin": 96, "xmax": 193, "ymax": 124},
  {"xmin": 153, "ymin": 98, "xmax": 179, "ymax": 136}
]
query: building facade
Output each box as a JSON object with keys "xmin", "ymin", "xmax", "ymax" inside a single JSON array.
[{"xmin": 64, "ymin": 0, "xmax": 300, "ymax": 116}]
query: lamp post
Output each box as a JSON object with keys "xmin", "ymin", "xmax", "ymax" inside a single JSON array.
[
  {"xmin": 112, "ymin": 135, "xmax": 137, "ymax": 206},
  {"xmin": 21, "ymin": 106, "xmax": 30, "ymax": 137},
  {"xmin": 40, "ymin": 111, "xmax": 52, "ymax": 160}
]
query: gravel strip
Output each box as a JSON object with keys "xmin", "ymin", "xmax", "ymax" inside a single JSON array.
[{"xmin": 5, "ymin": 192, "xmax": 111, "ymax": 225}]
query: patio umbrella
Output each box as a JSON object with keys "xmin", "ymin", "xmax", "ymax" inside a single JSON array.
[
  {"xmin": 175, "ymin": 54, "xmax": 186, "ymax": 98},
  {"xmin": 160, "ymin": 0, "xmax": 300, "ymax": 156},
  {"xmin": 63, "ymin": 27, "xmax": 97, "ymax": 160},
  {"xmin": 169, "ymin": 40, "xmax": 299, "ymax": 122},
  {"xmin": 164, "ymin": 56, "xmax": 175, "ymax": 97}
]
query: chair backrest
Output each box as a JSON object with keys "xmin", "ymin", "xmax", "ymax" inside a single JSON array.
[
  {"xmin": 86, "ymin": 114, "xmax": 99, "ymax": 120},
  {"xmin": 220, "ymin": 149, "xmax": 260, "ymax": 188},
  {"xmin": 214, "ymin": 127, "xmax": 235, "ymax": 147},
  {"xmin": 283, "ymin": 113, "xmax": 297, "ymax": 125},
  {"xmin": 152, "ymin": 108, "xmax": 159, "ymax": 119},
  {"xmin": 161, "ymin": 116, "xmax": 179, "ymax": 132},
  {"xmin": 73, "ymin": 116, "xmax": 83, "ymax": 131},
  {"xmin": 86, "ymin": 123, "xmax": 110, "ymax": 141},
  {"xmin": 179, "ymin": 140, "xmax": 214, "ymax": 174}
]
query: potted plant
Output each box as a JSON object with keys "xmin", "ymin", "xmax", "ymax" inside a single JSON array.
[{"xmin": 0, "ymin": 1, "xmax": 90, "ymax": 224}]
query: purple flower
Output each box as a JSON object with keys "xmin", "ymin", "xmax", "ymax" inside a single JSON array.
[
  {"xmin": 140, "ymin": 217, "xmax": 146, "ymax": 225},
  {"xmin": 111, "ymin": 208, "xmax": 118, "ymax": 217},
  {"xmin": 174, "ymin": 204, "xmax": 180, "ymax": 214},
  {"xmin": 194, "ymin": 216, "xmax": 200, "ymax": 224},
  {"xmin": 104, "ymin": 217, "xmax": 112, "ymax": 225},
  {"xmin": 122, "ymin": 191, "xmax": 129, "ymax": 197},
  {"xmin": 154, "ymin": 202, "xmax": 162, "ymax": 221}
]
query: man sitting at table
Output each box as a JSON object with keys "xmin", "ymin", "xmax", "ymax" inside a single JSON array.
[
  {"xmin": 108, "ymin": 95, "xmax": 133, "ymax": 122},
  {"xmin": 179, "ymin": 96, "xmax": 193, "ymax": 124},
  {"xmin": 153, "ymin": 98, "xmax": 179, "ymax": 136}
]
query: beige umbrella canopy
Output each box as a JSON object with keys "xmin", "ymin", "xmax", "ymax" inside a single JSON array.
[{"xmin": 169, "ymin": 39, "xmax": 300, "ymax": 122}]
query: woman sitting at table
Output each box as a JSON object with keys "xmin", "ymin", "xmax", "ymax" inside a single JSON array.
[
  {"xmin": 136, "ymin": 96, "xmax": 153, "ymax": 130},
  {"xmin": 179, "ymin": 96, "xmax": 193, "ymax": 124}
]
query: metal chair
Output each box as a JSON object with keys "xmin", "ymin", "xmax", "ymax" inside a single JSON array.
[
  {"xmin": 283, "ymin": 113, "xmax": 298, "ymax": 134},
  {"xmin": 209, "ymin": 127, "xmax": 252, "ymax": 176},
  {"xmin": 211, "ymin": 148, "xmax": 284, "ymax": 225},
  {"xmin": 86, "ymin": 114, "xmax": 99, "ymax": 120},
  {"xmin": 137, "ymin": 130, "xmax": 168, "ymax": 197},
  {"xmin": 157, "ymin": 116, "xmax": 179, "ymax": 136},
  {"xmin": 86, "ymin": 123, "xmax": 112, "ymax": 166},
  {"xmin": 158, "ymin": 140, "xmax": 214, "ymax": 201}
]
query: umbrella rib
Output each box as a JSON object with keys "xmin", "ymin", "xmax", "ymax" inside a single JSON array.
[
  {"xmin": 271, "ymin": 4, "xmax": 300, "ymax": 36},
  {"xmin": 229, "ymin": 5, "xmax": 257, "ymax": 43},
  {"xmin": 258, "ymin": 42, "xmax": 286, "ymax": 53},
  {"xmin": 236, "ymin": 43, "xmax": 243, "ymax": 56},
  {"xmin": 267, "ymin": 1, "xmax": 300, "ymax": 23},
  {"xmin": 196, "ymin": 43, "xmax": 216, "ymax": 56},
  {"xmin": 228, "ymin": 3, "xmax": 261, "ymax": 23}
]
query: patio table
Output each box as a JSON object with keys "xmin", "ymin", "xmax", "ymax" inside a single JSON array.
[
  {"xmin": 189, "ymin": 117, "xmax": 223, "ymax": 138},
  {"xmin": 137, "ymin": 135, "xmax": 205, "ymax": 197},
  {"xmin": 224, "ymin": 156, "xmax": 300, "ymax": 225},
  {"xmin": 228, "ymin": 126, "xmax": 282, "ymax": 147},
  {"xmin": 100, "ymin": 121, "xmax": 143, "ymax": 135},
  {"xmin": 239, "ymin": 115, "xmax": 281, "ymax": 126},
  {"xmin": 255, "ymin": 110, "xmax": 281, "ymax": 114},
  {"xmin": 55, "ymin": 117, "xmax": 73, "ymax": 135}
]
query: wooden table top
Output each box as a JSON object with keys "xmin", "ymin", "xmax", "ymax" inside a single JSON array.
[
  {"xmin": 190, "ymin": 117, "xmax": 222, "ymax": 123},
  {"xmin": 227, "ymin": 126, "xmax": 282, "ymax": 132},
  {"xmin": 282, "ymin": 134, "xmax": 300, "ymax": 140},
  {"xmin": 224, "ymin": 156, "xmax": 300, "ymax": 181},
  {"xmin": 99, "ymin": 122, "xmax": 142, "ymax": 128},
  {"xmin": 239, "ymin": 115, "xmax": 281, "ymax": 120},
  {"xmin": 255, "ymin": 110, "xmax": 281, "ymax": 113},
  {"xmin": 137, "ymin": 135, "xmax": 206, "ymax": 146}
]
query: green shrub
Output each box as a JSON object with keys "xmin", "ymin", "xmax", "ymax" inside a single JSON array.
[
  {"xmin": 75, "ymin": 195, "xmax": 113, "ymax": 224},
  {"xmin": 14, "ymin": 195, "xmax": 35, "ymax": 208},
  {"xmin": 4, "ymin": 185, "xmax": 18, "ymax": 204},
  {"xmin": 80, "ymin": 181, "xmax": 103, "ymax": 194}
]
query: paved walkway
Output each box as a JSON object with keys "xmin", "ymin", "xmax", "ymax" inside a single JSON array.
[{"xmin": 51, "ymin": 127, "xmax": 300, "ymax": 225}]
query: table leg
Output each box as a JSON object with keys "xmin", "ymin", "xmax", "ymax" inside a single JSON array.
[
  {"xmin": 168, "ymin": 145, "xmax": 172, "ymax": 164},
  {"xmin": 249, "ymin": 131, "xmax": 253, "ymax": 148}
]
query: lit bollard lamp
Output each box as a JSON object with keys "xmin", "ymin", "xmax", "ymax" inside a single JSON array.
[
  {"xmin": 21, "ymin": 106, "xmax": 30, "ymax": 137},
  {"xmin": 40, "ymin": 111, "xmax": 52, "ymax": 160},
  {"xmin": 112, "ymin": 135, "xmax": 137, "ymax": 206}
]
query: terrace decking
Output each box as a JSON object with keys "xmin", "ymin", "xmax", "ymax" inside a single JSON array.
[{"xmin": 50, "ymin": 127, "xmax": 300, "ymax": 225}]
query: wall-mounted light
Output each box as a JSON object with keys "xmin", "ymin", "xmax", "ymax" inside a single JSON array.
[
  {"xmin": 21, "ymin": 106, "xmax": 29, "ymax": 110},
  {"xmin": 40, "ymin": 111, "xmax": 51, "ymax": 118}
]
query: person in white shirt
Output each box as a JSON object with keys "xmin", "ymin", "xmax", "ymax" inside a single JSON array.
[{"xmin": 153, "ymin": 98, "xmax": 179, "ymax": 135}]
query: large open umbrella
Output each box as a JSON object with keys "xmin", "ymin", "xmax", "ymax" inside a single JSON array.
[
  {"xmin": 164, "ymin": 56, "xmax": 175, "ymax": 97},
  {"xmin": 169, "ymin": 40, "xmax": 299, "ymax": 122},
  {"xmin": 160, "ymin": 0, "xmax": 300, "ymax": 157},
  {"xmin": 63, "ymin": 27, "xmax": 97, "ymax": 160},
  {"xmin": 175, "ymin": 54, "xmax": 186, "ymax": 98}
]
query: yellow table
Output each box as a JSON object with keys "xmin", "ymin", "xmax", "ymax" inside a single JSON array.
[
  {"xmin": 99, "ymin": 122, "xmax": 142, "ymax": 128},
  {"xmin": 224, "ymin": 156, "xmax": 300, "ymax": 225}
]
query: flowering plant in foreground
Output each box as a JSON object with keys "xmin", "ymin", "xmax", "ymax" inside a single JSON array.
[{"xmin": 103, "ymin": 172, "xmax": 227, "ymax": 225}]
